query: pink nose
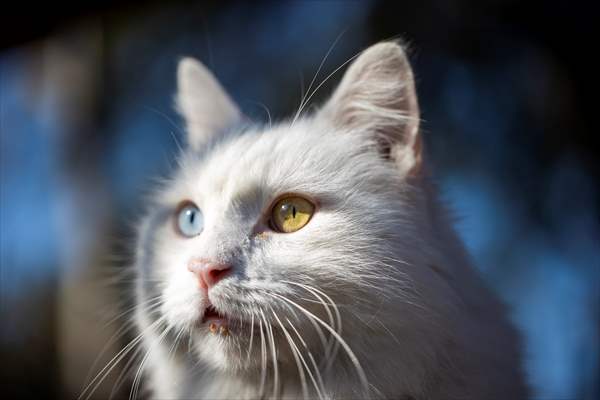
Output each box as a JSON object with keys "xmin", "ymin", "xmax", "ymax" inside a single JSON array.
[{"xmin": 188, "ymin": 258, "xmax": 232, "ymax": 289}]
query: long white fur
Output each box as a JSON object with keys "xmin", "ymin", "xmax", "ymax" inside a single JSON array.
[{"xmin": 132, "ymin": 42, "xmax": 528, "ymax": 399}]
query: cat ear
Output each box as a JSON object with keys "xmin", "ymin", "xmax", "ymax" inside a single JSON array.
[
  {"xmin": 176, "ymin": 57, "xmax": 242, "ymax": 150},
  {"xmin": 319, "ymin": 41, "xmax": 422, "ymax": 175}
]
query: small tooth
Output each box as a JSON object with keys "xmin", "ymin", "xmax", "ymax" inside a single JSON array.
[
  {"xmin": 219, "ymin": 326, "xmax": 229, "ymax": 336},
  {"xmin": 209, "ymin": 323, "xmax": 217, "ymax": 334}
]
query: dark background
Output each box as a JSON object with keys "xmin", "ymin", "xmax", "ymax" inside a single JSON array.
[{"xmin": 1, "ymin": 1, "xmax": 598, "ymax": 399}]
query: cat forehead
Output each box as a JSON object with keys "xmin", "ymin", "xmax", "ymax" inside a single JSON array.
[
  {"xmin": 164, "ymin": 119, "xmax": 383, "ymax": 207},
  {"xmin": 199, "ymin": 121, "xmax": 353, "ymax": 195}
]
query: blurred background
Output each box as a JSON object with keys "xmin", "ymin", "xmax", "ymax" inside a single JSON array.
[{"xmin": 1, "ymin": 1, "xmax": 598, "ymax": 399}]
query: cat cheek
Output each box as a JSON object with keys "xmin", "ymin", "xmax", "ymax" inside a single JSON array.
[
  {"xmin": 161, "ymin": 267, "xmax": 207, "ymax": 322},
  {"xmin": 163, "ymin": 289, "xmax": 205, "ymax": 327}
]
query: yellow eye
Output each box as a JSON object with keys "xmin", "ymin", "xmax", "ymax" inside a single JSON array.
[{"xmin": 271, "ymin": 196, "xmax": 315, "ymax": 233}]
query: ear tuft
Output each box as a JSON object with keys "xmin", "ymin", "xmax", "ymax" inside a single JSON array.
[
  {"xmin": 319, "ymin": 41, "xmax": 422, "ymax": 176},
  {"xmin": 176, "ymin": 57, "xmax": 241, "ymax": 151}
]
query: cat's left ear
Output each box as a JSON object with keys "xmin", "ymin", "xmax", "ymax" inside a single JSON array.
[
  {"xmin": 176, "ymin": 57, "xmax": 242, "ymax": 151},
  {"xmin": 318, "ymin": 41, "xmax": 422, "ymax": 176}
]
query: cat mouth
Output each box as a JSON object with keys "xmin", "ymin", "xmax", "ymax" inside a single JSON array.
[
  {"xmin": 202, "ymin": 304, "xmax": 230, "ymax": 336},
  {"xmin": 200, "ymin": 301, "xmax": 259, "ymax": 338}
]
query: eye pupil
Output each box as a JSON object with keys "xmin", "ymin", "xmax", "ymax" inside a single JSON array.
[{"xmin": 292, "ymin": 206, "xmax": 296, "ymax": 218}]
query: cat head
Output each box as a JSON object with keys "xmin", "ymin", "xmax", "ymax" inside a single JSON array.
[{"xmin": 136, "ymin": 42, "xmax": 440, "ymax": 380}]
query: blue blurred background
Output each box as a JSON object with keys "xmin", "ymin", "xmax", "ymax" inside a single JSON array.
[{"xmin": 1, "ymin": 1, "xmax": 598, "ymax": 399}]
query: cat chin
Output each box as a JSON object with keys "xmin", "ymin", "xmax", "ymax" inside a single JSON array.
[
  {"xmin": 192, "ymin": 332, "xmax": 263, "ymax": 372},
  {"xmin": 190, "ymin": 323, "xmax": 301, "ymax": 373}
]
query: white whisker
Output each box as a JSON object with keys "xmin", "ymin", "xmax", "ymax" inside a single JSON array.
[
  {"xmin": 292, "ymin": 31, "xmax": 346, "ymax": 125},
  {"xmin": 284, "ymin": 316, "xmax": 327, "ymax": 400},
  {"xmin": 245, "ymin": 312, "xmax": 255, "ymax": 366},
  {"xmin": 282, "ymin": 281, "xmax": 342, "ymax": 371},
  {"xmin": 79, "ymin": 315, "xmax": 166, "ymax": 400},
  {"xmin": 260, "ymin": 309, "xmax": 279, "ymax": 399},
  {"xmin": 267, "ymin": 292, "xmax": 370, "ymax": 397},
  {"xmin": 270, "ymin": 307, "xmax": 310, "ymax": 400},
  {"xmin": 258, "ymin": 317, "xmax": 267, "ymax": 399},
  {"xmin": 129, "ymin": 322, "xmax": 172, "ymax": 400}
]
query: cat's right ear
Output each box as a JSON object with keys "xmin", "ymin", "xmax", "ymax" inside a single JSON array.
[
  {"xmin": 317, "ymin": 41, "xmax": 422, "ymax": 177},
  {"xmin": 176, "ymin": 57, "xmax": 242, "ymax": 151}
]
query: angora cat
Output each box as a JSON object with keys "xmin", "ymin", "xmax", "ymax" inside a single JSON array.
[{"xmin": 131, "ymin": 41, "xmax": 528, "ymax": 399}]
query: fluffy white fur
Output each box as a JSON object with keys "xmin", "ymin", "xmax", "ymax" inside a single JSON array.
[{"xmin": 133, "ymin": 42, "xmax": 528, "ymax": 399}]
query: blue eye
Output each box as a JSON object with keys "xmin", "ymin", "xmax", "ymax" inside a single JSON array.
[{"xmin": 176, "ymin": 202, "xmax": 203, "ymax": 237}]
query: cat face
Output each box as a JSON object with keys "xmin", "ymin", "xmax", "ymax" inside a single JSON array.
[{"xmin": 136, "ymin": 42, "xmax": 427, "ymax": 375}]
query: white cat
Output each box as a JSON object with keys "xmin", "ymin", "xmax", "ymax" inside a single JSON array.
[{"xmin": 132, "ymin": 41, "xmax": 528, "ymax": 399}]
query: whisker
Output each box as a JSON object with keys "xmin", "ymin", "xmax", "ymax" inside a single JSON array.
[
  {"xmin": 292, "ymin": 30, "xmax": 346, "ymax": 125},
  {"xmin": 84, "ymin": 297, "xmax": 164, "ymax": 387},
  {"xmin": 103, "ymin": 296, "xmax": 163, "ymax": 329},
  {"xmin": 83, "ymin": 319, "xmax": 137, "ymax": 392},
  {"xmin": 293, "ymin": 301, "xmax": 329, "ymax": 358},
  {"xmin": 267, "ymin": 292, "xmax": 370, "ymax": 397},
  {"xmin": 129, "ymin": 322, "xmax": 172, "ymax": 400},
  {"xmin": 168, "ymin": 327, "xmax": 186, "ymax": 362},
  {"xmin": 270, "ymin": 307, "xmax": 311, "ymax": 400},
  {"xmin": 282, "ymin": 281, "xmax": 342, "ymax": 371},
  {"xmin": 109, "ymin": 342, "xmax": 145, "ymax": 400},
  {"xmin": 79, "ymin": 315, "xmax": 166, "ymax": 400},
  {"xmin": 291, "ymin": 49, "xmax": 363, "ymax": 126},
  {"xmin": 258, "ymin": 317, "xmax": 267, "ymax": 399},
  {"xmin": 285, "ymin": 317, "xmax": 327, "ymax": 399},
  {"xmin": 245, "ymin": 313, "xmax": 255, "ymax": 366},
  {"xmin": 260, "ymin": 309, "xmax": 279, "ymax": 399},
  {"xmin": 249, "ymin": 101, "xmax": 273, "ymax": 129}
]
